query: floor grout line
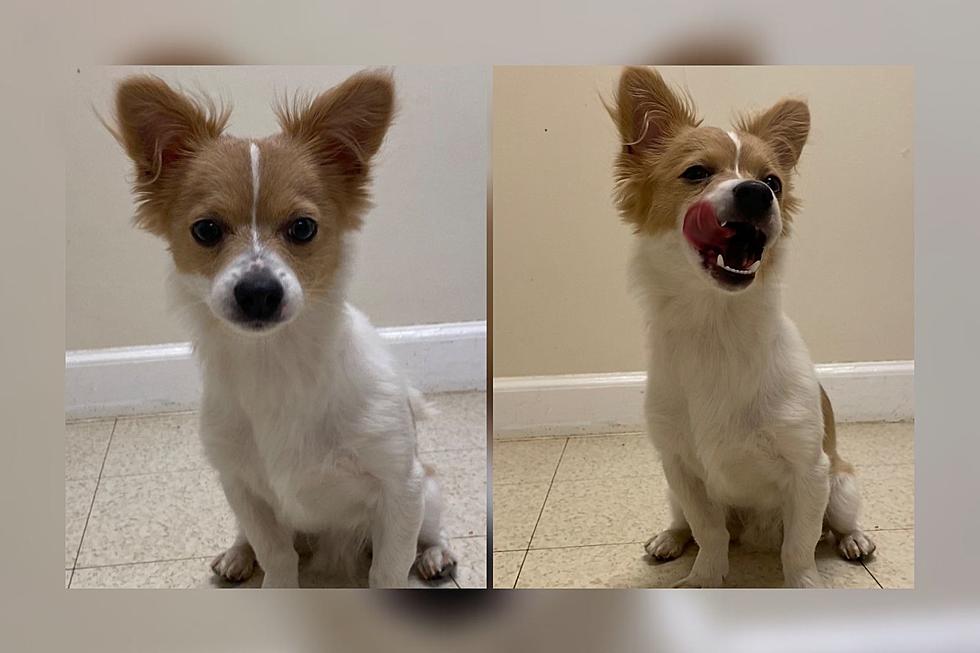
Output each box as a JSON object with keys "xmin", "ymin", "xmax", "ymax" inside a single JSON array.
[
  {"xmin": 862, "ymin": 560, "xmax": 885, "ymax": 589},
  {"xmin": 494, "ymin": 432, "xmax": 645, "ymax": 444},
  {"xmin": 512, "ymin": 527, "xmax": 915, "ymax": 553},
  {"xmin": 73, "ymin": 554, "xmax": 214, "ymax": 571},
  {"xmin": 71, "ymin": 417, "xmax": 117, "ymax": 573},
  {"xmin": 513, "ymin": 437, "xmax": 570, "ymax": 588}
]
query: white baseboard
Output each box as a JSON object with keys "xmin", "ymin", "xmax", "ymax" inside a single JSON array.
[
  {"xmin": 493, "ymin": 360, "xmax": 914, "ymax": 438},
  {"xmin": 65, "ymin": 320, "xmax": 486, "ymax": 420}
]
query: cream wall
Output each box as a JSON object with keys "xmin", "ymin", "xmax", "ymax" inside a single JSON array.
[
  {"xmin": 493, "ymin": 66, "xmax": 913, "ymax": 377},
  {"xmin": 67, "ymin": 66, "xmax": 487, "ymax": 351}
]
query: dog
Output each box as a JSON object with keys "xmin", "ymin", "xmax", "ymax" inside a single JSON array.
[
  {"xmin": 610, "ymin": 67, "xmax": 875, "ymax": 588},
  {"xmin": 110, "ymin": 70, "xmax": 456, "ymax": 588}
]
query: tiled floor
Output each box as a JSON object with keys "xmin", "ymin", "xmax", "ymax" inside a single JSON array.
[
  {"xmin": 492, "ymin": 422, "xmax": 914, "ymax": 589},
  {"xmin": 65, "ymin": 392, "xmax": 487, "ymax": 589}
]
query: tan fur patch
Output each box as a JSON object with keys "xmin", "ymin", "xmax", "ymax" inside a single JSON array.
[
  {"xmin": 111, "ymin": 71, "xmax": 395, "ymax": 299},
  {"xmin": 820, "ymin": 384, "xmax": 854, "ymax": 475},
  {"xmin": 610, "ymin": 67, "xmax": 809, "ymax": 239}
]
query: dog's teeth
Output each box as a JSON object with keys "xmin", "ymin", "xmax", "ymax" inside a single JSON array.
[
  {"xmin": 748, "ymin": 260, "xmax": 761, "ymax": 273},
  {"xmin": 720, "ymin": 220, "xmax": 728, "ymax": 227},
  {"xmin": 717, "ymin": 254, "xmax": 725, "ymax": 268}
]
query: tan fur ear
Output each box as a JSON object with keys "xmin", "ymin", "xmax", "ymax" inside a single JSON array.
[
  {"xmin": 276, "ymin": 70, "xmax": 395, "ymax": 205},
  {"xmin": 613, "ymin": 66, "xmax": 698, "ymax": 155},
  {"xmin": 114, "ymin": 75, "xmax": 227, "ymax": 186},
  {"xmin": 738, "ymin": 99, "xmax": 810, "ymax": 169},
  {"xmin": 112, "ymin": 75, "xmax": 228, "ymax": 233}
]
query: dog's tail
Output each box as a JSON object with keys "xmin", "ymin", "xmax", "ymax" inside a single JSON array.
[{"xmin": 407, "ymin": 386, "xmax": 437, "ymax": 423}]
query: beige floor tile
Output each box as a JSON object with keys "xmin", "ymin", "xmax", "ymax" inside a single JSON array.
[
  {"xmin": 65, "ymin": 419, "xmax": 114, "ymax": 481},
  {"xmin": 76, "ymin": 468, "xmax": 236, "ymax": 567},
  {"xmin": 836, "ymin": 421, "xmax": 914, "ymax": 466},
  {"xmin": 856, "ymin": 464, "xmax": 914, "ymax": 530},
  {"xmin": 863, "ymin": 528, "xmax": 914, "ymax": 588},
  {"xmin": 450, "ymin": 536, "xmax": 487, "ymax": 588},
  {"xmin": 493, "ymin": 438, "xmax": 566, "ymax": 485},
  {"xmin": 421, "ymin": 448, "xmax": 487, "ymax": 539},
  {"xmin": 65, "ymin": 570, "xmax": 72, "ymax": 588},
  {"xmin": 421, "ymin": 446, "xmax": 487, "ymax": 477},
  {"xmin": 102, "ymin": 412, "xmax": 207, "ymax": 477},
  {"xmin": 417, "ymin": 392, "xmax": 487, "ymax": 453},
  {"xmin": 493, "ymin": 482, "xmax": 551, "ymax": 551},
  {"xmin": 66, "ymin": 477, "xmax": 97, "ymax": 568},
  {"xmin": 724, "ymin": 541, "xmax": 880, "ymax": 589},
  {"xmin": 555, "ymin": 433, "xmax": 659, "ymax": 481},
  {"xmin": 492, "ymin": 550, "xmax": 525, "ymax": 588},
  {"xmin": 71, "ymin": 557, "xmax": 214, "ymax": 589},
  {"xmin": 516, "ymin": 539, "xmax": 878, "ymax": 589},
  {"xmin": 531, "ymin": 476, "xmax": 668, "ymax": 549},
  {"xmin": 517, "ymin": 542, "xmax": 693, "ymax": 588}
]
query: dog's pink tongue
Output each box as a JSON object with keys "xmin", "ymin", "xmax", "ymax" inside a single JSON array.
[{"xmin": 683, "ymin": 201, "xmax": 734, "ymax": 250}]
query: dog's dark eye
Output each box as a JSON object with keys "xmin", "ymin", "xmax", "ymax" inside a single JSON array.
[
  {"xmin": 190, "ymin": 219, "xmax": 223, "ymax": 247},
  {"xmin": 680, "ymin": 165, "xmax": 712, "ymax": 181},
  {"xmin": 286, "ymin": 217, "xmax": 318, "ymax": 244},
  {"xmin": 763, "ymin": 174, "xmax": 782, "ymax": 194}
]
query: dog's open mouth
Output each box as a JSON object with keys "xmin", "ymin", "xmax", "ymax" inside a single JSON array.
[{"xmin": 683, "ymin": 201, "xmax": 767, "ymax": 289}]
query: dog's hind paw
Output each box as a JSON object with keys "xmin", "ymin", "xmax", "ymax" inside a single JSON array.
[
  {"xmin": 645, "ymin": 529, "xmax": 691, "ymax": 560},
  {"xmin": 415, "ymin": 544, "xmax": 458, "ymax": 581},
  {"xmin": 837, "ymin": 530, "xmax": 876, "ymax": 560},
  {"xmin": 211, "ymin": 542, "xmax": 257, "ymax": 582}
]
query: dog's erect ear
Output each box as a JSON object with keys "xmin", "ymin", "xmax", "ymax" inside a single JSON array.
[
  {"xmin": 739, "ymin": 99, "xmax": 810, "ymax": 170},
  {"xmin": 613, "ymin": 66, "xmax": 698, "ymax": 155},
  {"xmin": 114, "ymin": 75, "xmax": 227, "ymax": 190},
  {"xmin": 276, "ymin": 70, "xmax": 395, "ymax": 209}
]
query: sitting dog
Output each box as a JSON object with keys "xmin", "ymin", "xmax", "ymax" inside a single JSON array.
[
  {"xmin": 111, "ymin": 70, "xmax": 456, "ymax": 587},
  {"xmin": 610, "ymin": 67, "xmax": 875, "ymax": 587}
]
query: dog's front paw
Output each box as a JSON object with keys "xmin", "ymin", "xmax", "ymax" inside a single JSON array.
[
  {"xmin": 784, "ymin": 566, "xmax": 824, "ymax": 588},
  {"xmin": 672, "ymin": 573, "xmax": 725, "ymax": 589},
  {"xmin": 415, "ymin": 544, "xmax": 458, "ymax": 581},
  {"xmin": 211, "ymin": 543, "xmax": 257, "ymax": 582},
  {"xmin": 645, "ymin": 529, "xmax": 691, "ymax": 560},
  {"xmin": 837, "ymin": 530, "xmax": 876, "ymax": 560}
]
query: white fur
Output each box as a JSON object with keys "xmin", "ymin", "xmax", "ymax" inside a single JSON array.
[
  {"xmin": 170, "ymin": 237, "xmax": 455, "ymax": 588},
  {"xmin": 727, "ymin": 130, "xmax": 742, "ymax": 177},
  {"xmin": 631, "ymin": 195, "xmax": 832, "ymax": 588}
]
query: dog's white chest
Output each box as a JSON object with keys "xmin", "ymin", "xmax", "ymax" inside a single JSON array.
[
  {"xmin": 262, "ymin": 440, "xmax": 381, "ymax": 533},
  {"xmin": 694, "ymin": 428, "xmax": 784, "ymax": 509}
]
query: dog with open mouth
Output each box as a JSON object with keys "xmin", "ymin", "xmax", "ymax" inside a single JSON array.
[
  {"xmin": 109, "ymin": 70, "xmax": 457, "ymax": 588},
  {"xmin": 610, "ymin": 67, "xmax": 875, "ymax": 587}
]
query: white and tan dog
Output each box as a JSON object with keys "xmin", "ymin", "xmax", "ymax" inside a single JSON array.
[
  {"xmin": 610, "ymin": 67, "xmax": 875, "ymax": 588},
  {"xmin": 111, "ymin": 71, "xmax": 456, "ymax": 588}
]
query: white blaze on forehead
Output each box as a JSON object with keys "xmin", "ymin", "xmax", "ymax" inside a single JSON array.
[
  {"xmin": 727, "ymin": 130, "xmax": 742, "ymax": 177},
  {"xmin": 249, "ymin": 141, "xmax": 261, "ymax": 251}
]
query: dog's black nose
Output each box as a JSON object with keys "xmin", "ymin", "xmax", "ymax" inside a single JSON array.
[
  {"xmin": 733, "ymin": 180, "xmax": 774, "ymax": 220},
  {"xmin": 234, "ymin": 274, "xmax": 284, "ymax": 320}
]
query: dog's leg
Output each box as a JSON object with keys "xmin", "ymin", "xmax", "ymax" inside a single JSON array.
[
  {"xmin": 661, "ymin": 456, "xmax": 729, "ymax": 588},
  {"xmin": 781, "ymin": 463, "xmax": 831, "ymax": 588},
  {"xmin": 826, "ymin": 468, "xmax": 876, "ymax": 560},
  {"xmin": 414, "ymin": 465, "xmax": 458, "ymax": 581},
  {"xmin": 369, "ymin": 462, "xmax": 426, "ymax": 588},
  {"xmin": 210, "ymin": 531, "xmax": 257, "ymax": 582},
  {"xmin": 819, "ymin": 384, "xmax": 875, "ymax": 560},
  {"xmin": 645, "ymin": 489, "xmax": 693, "ymax": 560},
  {"xmin": 220, "ymin": 477, "xmax": 299, "ymax": 588}
]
